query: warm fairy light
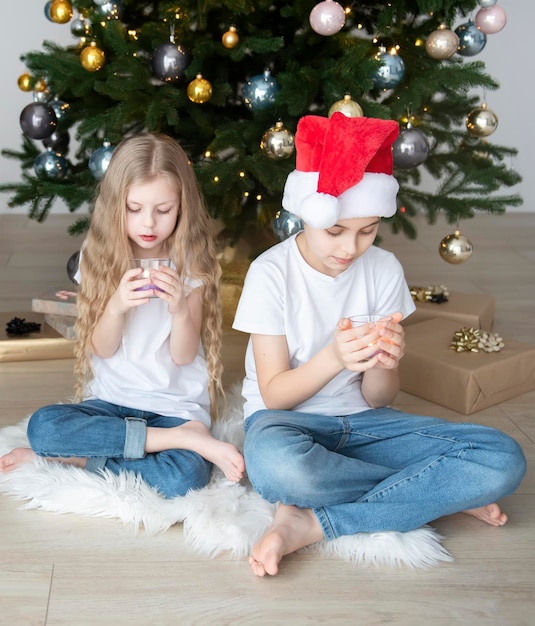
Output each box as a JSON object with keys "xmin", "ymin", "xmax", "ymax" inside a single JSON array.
[
  {"xmin": 344, "ymin": 6, "xmax": 351, "ymax": 15},
  {"xmin": 356, "ymin": 23, "xmax": 363, "ymax": 29},
  {"xmin": 415, "ymin": 37, "xmax": 425, "ymax": 47},
  {"xmin": 213, "ymin": 176, "xmax": 219, "ymax": 182},
  {"xmin": 239, "ymin": 171, "xmax": 245, "ymax": 178},
  {"xmin": 204, "ymin": 150, "xmax": 211, "ymax": 158},
  {"xmin": 243, "ymin": 191, "xmax": 249, "ymax": 198},
  {"xmin": 256, "ymin": 194, "xmax": 262, "ymax": 201},
  {"xmin": 128, "ymin": 29, "xmax": 138, "ymax": 40}
]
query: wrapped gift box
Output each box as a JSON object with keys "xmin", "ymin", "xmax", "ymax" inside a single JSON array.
[
  {"xmin": 403, "ymin": 292, "xmax": 495, "ymax": 330},
  {"xmin": 399, "ymin": 318, "xmax": 535, "ymax": 414},
  {"xmin": 0, "ymin": 313, "xmax": 75, "ymax": 362},
  {"xmin": 32, "ymin": 289, "xmax": 78, "ymax": 317}
]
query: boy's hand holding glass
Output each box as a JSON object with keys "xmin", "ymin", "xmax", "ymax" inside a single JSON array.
[{"xmin": 349, "ymin": 314, "xmax": 394, "ymax": 363}]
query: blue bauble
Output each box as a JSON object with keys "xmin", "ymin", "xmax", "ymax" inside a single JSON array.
[
  {"xmin": 20, "ymin": 102, "xmax": 57, "ymax": 140},
  {"xmin": 151, "ymin": 42, "xmax": 189, "ymax": 82},
  {"xmin": 89, "ymin": 141, "xmax": 115, "ymax": 179},
  {"xmin": 372, "ymin": 50, "xmax": 405, "ymax": 90},
  {"xmin": 96, "ymin": 0, "xmax": 124, "ymax": 20},
  {"xmin": 44, "ymin": 1, "xmax": 53, "ymax": 21},
  {"xmin": 456, "ymin": 21, "xmax": 487, "ymax": 57},
  {"xmin": 34, "ymin": 149, "xmax": 69, "ymax": 180},
  {"xmin": 50, "ymin": 98, "xmax": 71, "ymax": 124},
  {"xmin": 242, "ymin": 71, "xmax": 281, "ymax": 111},
  {"xmin": 273, "ymin": 209, "xmax": 303, "ymax": 241}
]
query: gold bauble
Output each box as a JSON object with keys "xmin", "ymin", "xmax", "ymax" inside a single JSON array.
[
  {"xmin": 328, "ymin": 94, "xmax": 363, "ymax": 118},
  {"xmin": 260, "ymin": 120, "xmax": 295, "ymax": 159},
  {"xmin": 425, "ymin": 24, "xmax": 459, "ymax": 60},
  {"xmin": 33, "ymin": 78, "xmax": 48, "ymax": 93},
  {"xmin": 465, "ymin": 102, "xmax": 499, "ymax": 137},
  {"xmin": 17, "ymin": 72, "xmax": 34, "ymax": 92},
  {"xmin": 50, "ymin": 0, "xmax": 73, "ymax": 24},
  {"xmin": 80, "ymin": 42, "xmax": 106, "ymax": 72},
  {"xmin": 222, "ymin": 26, "xmax": 239, "ymax": 49},
  {"xmin": 439, "ymin": 229, "xmax": 473, "ymax": 264},
  {"xmin": 187, "ymin": 74, "xmax": 213, "ymax": 104}
]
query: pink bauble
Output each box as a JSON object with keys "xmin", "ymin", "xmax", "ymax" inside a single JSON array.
[
  {"xmin": 475, "ymin": 5, "xmax": 507, "ymax": 34},
  {"xmin": 309, "ymin": 0, "xmax": 346, "ymax": 36}
]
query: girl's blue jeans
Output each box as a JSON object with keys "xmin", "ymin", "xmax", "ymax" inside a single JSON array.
[
  {"xmin": 27, "ymin": 399, "xmax": 212, "ymax": 499},
  {"xmin": 243, "ymin": 408, "xmax": 527, "ymax": 540}
]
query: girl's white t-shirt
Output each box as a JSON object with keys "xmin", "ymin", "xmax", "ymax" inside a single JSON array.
[
  {"xmin": 75, "ymin": 262, "xmax": 211, "ymax": 426},
  {"xmin": 232, "ymin": 234, "xmax": 416, "ymax": 419}
]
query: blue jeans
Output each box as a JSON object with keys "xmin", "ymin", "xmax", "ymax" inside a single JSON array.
[
  {"xmin": 244, "ymin": 408, "xmax": 527, "ymax": 540},
  {"xmin": 27, "ymin": 400, "xmax": 212, "ymax": 498}
]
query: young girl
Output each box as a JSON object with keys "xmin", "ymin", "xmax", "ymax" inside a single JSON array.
[
  {"xmin": 233, "ymin": 114, "xmax": 526, "ymax": 576},
  {"xmin": 0, "ymin": 132, "xmax": 244, "ymax": 497}
]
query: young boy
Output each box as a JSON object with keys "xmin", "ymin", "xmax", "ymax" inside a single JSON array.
[{"xmin": 233, "ymin": 113, "xmax": 526, "ymax": 577}]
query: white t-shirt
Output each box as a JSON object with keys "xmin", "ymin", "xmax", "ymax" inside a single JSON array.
[
  {"xmin": 232, "ymin": 234, "xmax": 415, "ymax": 419},
  {"xmin": 75, "ymin": 262, "xmax": 211, "ymax": 427}
]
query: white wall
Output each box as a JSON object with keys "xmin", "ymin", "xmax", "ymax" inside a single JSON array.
[{"xmin": 0, "ymin": 1, "xmax": 531, "ymax": 214}]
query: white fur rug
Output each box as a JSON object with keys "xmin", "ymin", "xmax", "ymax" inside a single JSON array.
[{"xmin": 0, "ymin": 386, "xmax": 452, "ymax": 569}]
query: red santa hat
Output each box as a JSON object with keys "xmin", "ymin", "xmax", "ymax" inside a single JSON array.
[{"xmin": 282, "ymin": 113, "xmax": 400, "ymax": 229}]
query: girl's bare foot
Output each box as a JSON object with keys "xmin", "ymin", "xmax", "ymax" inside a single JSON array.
[
  {"xmin": 0, "ymin": 447, "xmax": 38, "ymax": 472},
  {"xmin": 463, "ymin": 503, "xmax": 508, "ymax": 526},
  {"xmin": 147, "ymin": 421, "xmax": 245, "ymax": 482},
  {"xmin": 249, "ymin": 504, "xmax": 324, "ymax": 577}
]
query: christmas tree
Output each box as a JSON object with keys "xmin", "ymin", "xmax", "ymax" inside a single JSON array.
[{"xmin": 0, "ymin": 0, "xmax": 522, "ymax": 249}]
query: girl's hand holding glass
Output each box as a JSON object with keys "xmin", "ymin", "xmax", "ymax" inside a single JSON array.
[{"xmin": 148, "ymin": 265, "xmax": 188, "ymax": 315}]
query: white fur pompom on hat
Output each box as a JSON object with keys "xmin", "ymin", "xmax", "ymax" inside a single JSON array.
[{"xmin": 282, "ymin": 113, "xmax": 400, "ymax": 228}]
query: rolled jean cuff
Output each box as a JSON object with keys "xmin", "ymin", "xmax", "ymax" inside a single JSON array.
[{"xmin": 124, "ymin": 416, "xmax": 147, "ymax": 460}]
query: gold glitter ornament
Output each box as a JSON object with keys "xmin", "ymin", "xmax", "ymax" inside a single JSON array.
[
  {"xmin": 439, "ymin": 229, "xmax": 473, "ymax": 264},
  {"xmin": 80, "ymin": 42, "xmax": 106, "ymax": 72},
  {"xmin": 49, "ymin": 0, "xmax": 73, "ymax": 24},
  {"xmin": 328, "ymin": 94, "xmax": 363, "ymax": 118},
  {"xmin": 187, "ymin": 74, "xmax": 213, "ymax": 104},
  {"xmin": 222, "ymin": 26, "xmax": 239, "ymax": 49},
  {"xmin": 18, "ymin": 73, "xmax": 34, "ymax": 92}
]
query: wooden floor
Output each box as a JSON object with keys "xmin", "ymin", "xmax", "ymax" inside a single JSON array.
[{"xmin": 0, "ymin": 212, "xmax": 534, "ymax": 625}]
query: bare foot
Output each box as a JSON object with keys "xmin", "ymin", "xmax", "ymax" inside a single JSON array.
[
  {"xmin": 249, "ymin": 504, "xmax": 324, "ymax": 577},
  {"xmin": 463, "ymin": 503, "xmax": 508, "ymax": 527},
  {"xmin": 0, "ymin": 447, "xmax": 87, "ymax": 472},
  {"xmin": 147, "ymin": 421, "xmax": 245, "ymax": 482},
  {"xmin": 0, "ymin": 447, "xmax": 38, "ymax": 472}
]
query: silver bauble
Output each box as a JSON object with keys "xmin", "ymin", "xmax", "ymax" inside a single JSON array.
[
  {"xmin": 393, "ymin": 127, "xmax": 429, "ymax": 169},
  {"xmin": 273, "ymin": 209, "xmax": 303, "ymax": 241}
]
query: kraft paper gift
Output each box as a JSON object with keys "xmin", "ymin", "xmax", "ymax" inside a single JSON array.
[{"xmin": 399, "ymin": 318, "xmax": 535, "ymax": 414}]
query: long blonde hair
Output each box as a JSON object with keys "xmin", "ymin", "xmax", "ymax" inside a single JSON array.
[{"xmin": 74, "ymin": 132, "xmax": 224, "ymax": 418}]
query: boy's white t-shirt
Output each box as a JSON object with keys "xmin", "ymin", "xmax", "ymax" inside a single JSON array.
[
  {"xmin": 75, "ymin": 262, "xmax": 211, "ymax": 427},
  {"xmin": 232, "ymin": 234, "xmax": 416, "ymax": 419}
]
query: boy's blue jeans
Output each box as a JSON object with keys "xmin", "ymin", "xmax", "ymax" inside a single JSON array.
[
  {"xmin": 244, "ymin": 408, "xmax": 526, "ymax": 540},
  {"xmin": 27, "ymin": 399, "xmax": 212, "ymax": 498}
]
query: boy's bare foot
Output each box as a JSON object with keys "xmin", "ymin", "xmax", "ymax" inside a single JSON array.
[
  {"xmin": 463, "ymin": 503, "xmax": 508, "ymax": 526},
  {"xmin": 0, "ymin": 447, "xmax": 88, "ymax": 472},
  {"xmin": 148, "ymin": 421, "xmax": 245, "ymax": 482},
  {"xmin": 249, "ymin": 504, "xmax": 324, "ymax": 577},
  {"xmin": 0, "ymin": 447, "xmax": 38, "ymax": 472}
]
